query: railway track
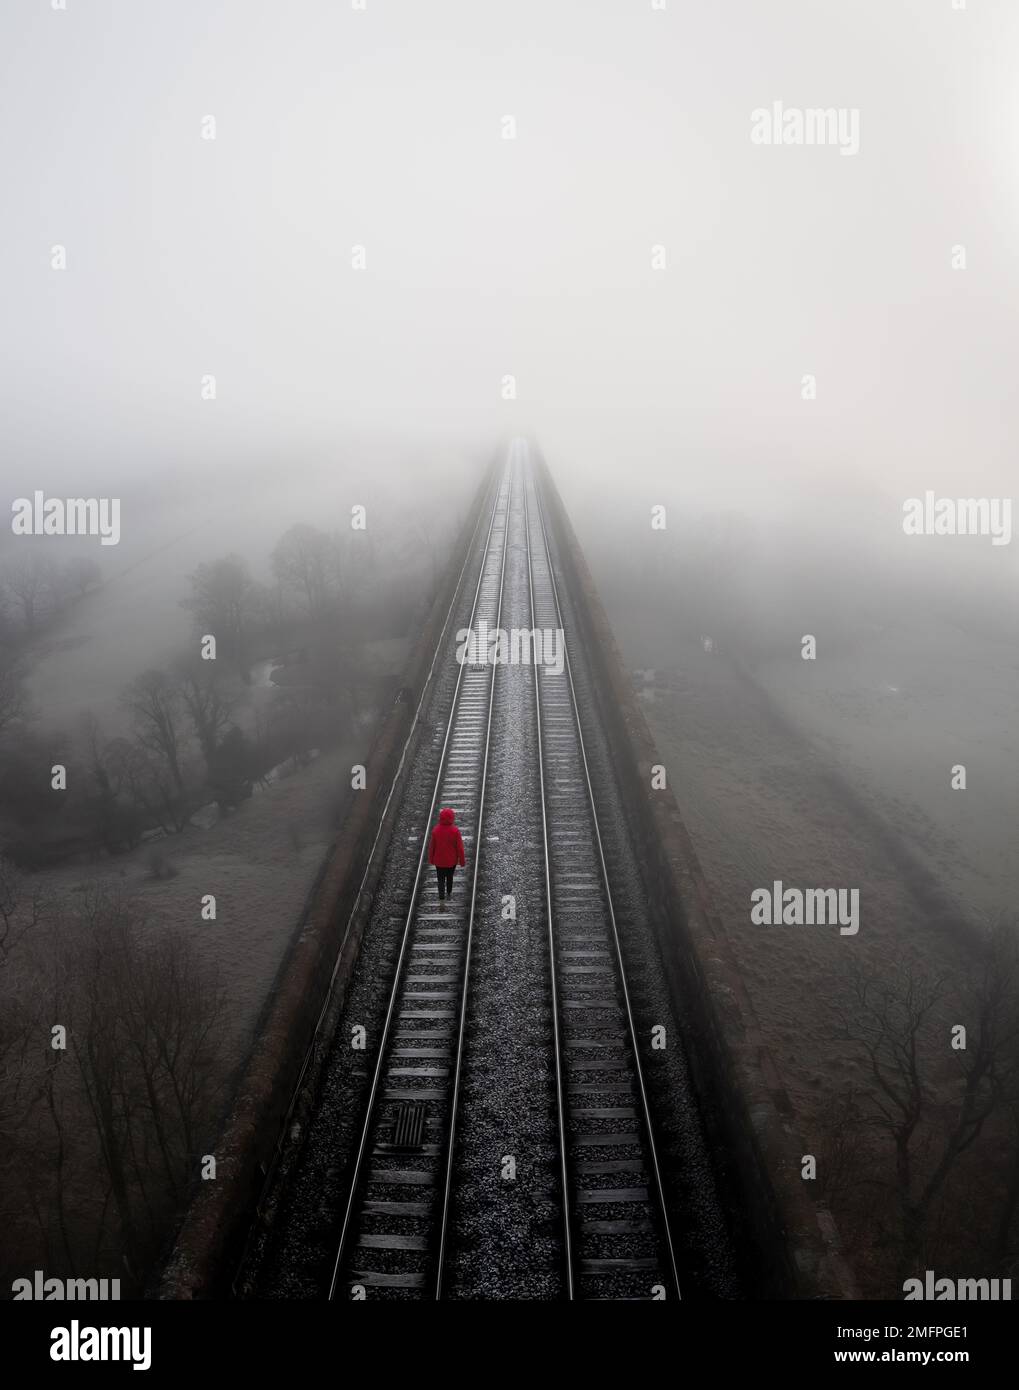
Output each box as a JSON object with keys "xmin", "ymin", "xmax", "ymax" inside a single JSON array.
[
  {"xmin": 326, "ymin": 457, "xmax": 513, "ymax": 1298},
  {"xmin": 319, "ymin": 441, "xmax": 682, "ymax": 1300},
  {"xmin": 522, "ymin": 459, "xmax": 681, "ymax": 1300}
]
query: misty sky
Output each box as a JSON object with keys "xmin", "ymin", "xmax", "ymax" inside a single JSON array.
[{"xmin": 1, "ymin": 0, "xmax": 1018, "ymax": 533}]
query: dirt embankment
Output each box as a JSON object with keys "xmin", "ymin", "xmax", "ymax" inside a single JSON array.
[{"xmin": 578, "ymin": 585, "xmax": 1017, "ymax": 1297}]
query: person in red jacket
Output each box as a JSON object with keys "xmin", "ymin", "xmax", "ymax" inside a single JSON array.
[{"xmin": 428, "ymin": 806, "xmax": 465, "ymax": 901}]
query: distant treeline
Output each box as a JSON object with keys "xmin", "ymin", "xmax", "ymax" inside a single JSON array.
[
  {"xmin": 0, "ymin": 519, "xmax": 435, "ymax": 869},
  {"xmin": 0, "ymin": 552, "xmax": 104, "ymax": 643}
]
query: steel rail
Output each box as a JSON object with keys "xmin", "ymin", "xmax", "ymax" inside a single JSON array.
[
  {"xmin": 522, "ymin": 459, "xmax": 577, "ymax": 1300},
  {"xmin": 233, "ymin": 459, "xmax": 499, "ymax": 1297},
  {"xmin": 433, "ymin": 451, "xmax": 516, "ymax": 1298},
  {"xmin": 327, "ymin": 458, "xmax": 512, "ymax": 1300},
  {"xmin": 527, "ymin": 449, "xmax": 683, "ymax": 1301}
]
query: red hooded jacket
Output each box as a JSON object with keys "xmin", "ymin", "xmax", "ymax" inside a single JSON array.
[{"xmin": 429, "ymin": 807, "xmax": 465, "ymax": 869}]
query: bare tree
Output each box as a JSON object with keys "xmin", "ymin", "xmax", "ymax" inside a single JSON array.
[
  {"xmin": 123, "ymin": 671, "xmax": 187, "ymax": 795},
  {"xmin": 3, "ymin": 554, "xmax": 53, "ymax": 630},
  {"xmin": 99, "ymin": 735, "xmax": 171, "ymax": 837},
  {"xmin": 979, "ymin": 917, "xmax": 1019, "ymax": 1269},
  {"xmin": 0, "ymin": 652, "xmax": 29, "ymax": 736},
  {"xmin": 79, "ymin": 711, "xmax": 117, "ymax": 818},
  {"xmin": 122, "ymin": 672, "xmax": 194, "ymax": 831},
  {"xmin": 181, "ymin": 554, "xmax": 258, "ymax": 663},
  {"xmin": 271, "ymin": 523, "xmax": 335, "ymax": 619},
  {"xmin": 207, "ymin": 725, "xmax": 255, "ymax": 808},
  {"xmin": 0, "ymin": 858, "xmax": 44, "ymax": 1232},
  {"xmin": 0, "ymin": 854, "xmax": 42, "ymax": 965},
  {"xmin": 55, "ymin": 885, "xmax": 227, "ymax": 1283},
  {"xmin": 815, "ymin": 1088, "xmax": 869, "ymax": 1211},
  {"xmin": 175, "ymin": 662, "xmax": 234, "ymax": 769},
  {"xmin": 834, "ymin": 936, "xmax": 1019, "ymax": 1280},
  {"xmin": 122, "ymin": 926, "xmax": 226, "ymax": 1182},
  {"xmin": 76, "ymin": 714, "xmax": 143, "ymax": 852}
]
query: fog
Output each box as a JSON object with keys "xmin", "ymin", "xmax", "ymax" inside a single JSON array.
[
  {"xmin": 3, "ymin": 0, "xmax": 1018, "ymax": 501},
  {"xmin": 1, "ymin": 0, "xmax": 1015, "ymax": 865},
  {"xmin": 3, "ymin": 2, "xmax": 1019, "ymax": 1311}
]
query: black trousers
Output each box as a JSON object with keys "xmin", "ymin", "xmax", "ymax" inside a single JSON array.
[{"xmin": 436, "ymin": 866, "xmax": 455, "ymax": 897}]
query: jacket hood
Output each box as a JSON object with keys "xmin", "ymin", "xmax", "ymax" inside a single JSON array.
[{"xmin": 438, "ymin": 807, "xmax": 456, "ymax": 825}]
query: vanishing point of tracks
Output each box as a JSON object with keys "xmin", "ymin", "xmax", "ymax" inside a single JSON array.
[{"xmin": 319, "ymin": 441, "xmax": 682, "ymax": 1301}]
